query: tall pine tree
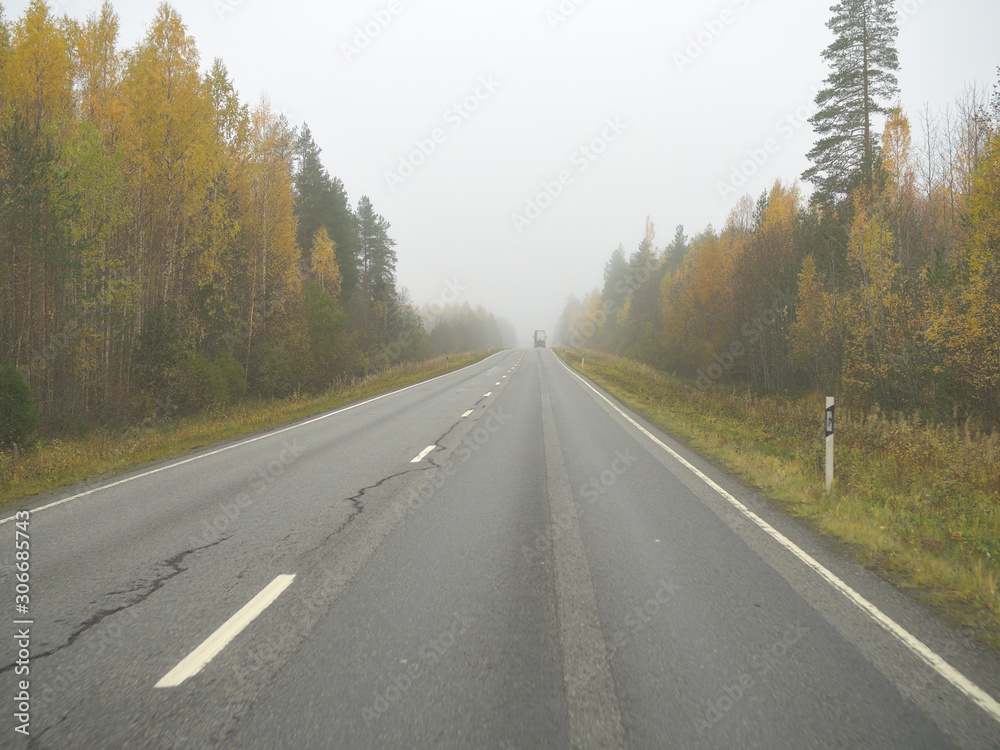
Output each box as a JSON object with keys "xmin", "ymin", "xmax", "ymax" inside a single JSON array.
[{"xmin": 803, "ymin": 0, "xmax": 899, "ymax": 206}]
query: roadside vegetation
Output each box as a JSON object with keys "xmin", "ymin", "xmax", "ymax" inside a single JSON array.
[
  {"xmin": 0, "ymin": 3, "xmax": 514, "ymax": 449},
  {"xmin": 0, "ymin": 352, "xmax": 490, "ymax": 507},
  {"xmin": 559, "ymin": 348, "xmax": 1000, "ymax": 650},
  {"xmin": 550, "ymin": 3, "xmax": 999, "ymax": 649},
  {"xmin": 0, "ymin": 3, "xmax": 515, "ymax": 510}
]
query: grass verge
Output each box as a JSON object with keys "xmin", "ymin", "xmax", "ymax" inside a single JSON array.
[
  {"xmin": 0, "ymin": 351, "xmax": 493, "ymax": 507},
  {"xmin": 557, "ymin": 348, "xmax": 1000, "ymax": 650}
]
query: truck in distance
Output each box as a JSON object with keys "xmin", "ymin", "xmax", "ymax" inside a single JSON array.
[{"xmin": 534, "ymin": 330, "xmax": 546, "ymax": 348}]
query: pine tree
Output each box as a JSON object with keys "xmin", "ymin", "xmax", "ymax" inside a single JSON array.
[
  {"xmin": 803, "ymin": 0, "xmax": 899, "ymax": 205},
  {"xmin": 352, "ymin": 195, "xmax": 397, "ymax": 343},
  {"xmin": 355, "ymin": 195, "xmax": 396, "ymax": 306}
]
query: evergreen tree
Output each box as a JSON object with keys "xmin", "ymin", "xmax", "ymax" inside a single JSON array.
[
  {"xmin": 662, "ymin": 224, "xmax": 688, "ymax": 275},
  {"xmin": 599, "ymin": 244, "xmax": 628, "ymax": 347},
  {"xmin": 293, "ymin": 123, "xmax": 335, "ymax": 262},
  {"xmin": 0, "ymin": 364, "xmax": 37, "ymax": 447},
  {"xmin": 803, "ymin": 0, "xmax": 899, "ymax": 205},
  {"xmin": 354, "ymin": 195, "xmax": 397, "ymax": 343},
  {"xmin": 293, "ymin": 125, "xmax": 359, "ymax": 298},
  {"xmin": 356, "ymin": 195, "xmax": 396, "ymax": 305},
  {"xmin": 626, "ymin": 218, "xmax": 659, "ymax": 300},
  {"xmin": 601, "ymin": 245, "xmax": 629, "ymax": 311}
]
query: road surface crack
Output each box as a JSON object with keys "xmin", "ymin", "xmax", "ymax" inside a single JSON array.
[
  {"xmin": 433, "ymin": 417, "xmax": 465, "ymax": 447},
  {"xmin": 0, "ymin": 538, "xmax": 225, "ymax": 674},
  {"xmin": 27, "ymin": 710, "xmax": 69, "ymax": 748},
  {"xmin": 345, "ymin": 465, "xmax": 433, "ymax": 516},
  {"xmin": 316, "ymin": 464, "xmax": 436, "ymax": 545}
]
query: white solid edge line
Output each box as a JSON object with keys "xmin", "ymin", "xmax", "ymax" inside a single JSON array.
[
  {"xmin": 0, "ymin": 352, "xmax": 507, "ymax": 525},
  {"xmin": 410, "ymin": 445, "xmax": 436, "ymax": 463},
  {"xmin": 154, "ymin": 574, "xmax": 295, "ymax": 688},
  {"xmin": 461, "ymin": 410, "xmax": 474, "ymax": 418},
  {"xmin": 555, "ymin": 356, "xmax": 1000, "ymax": 724}
]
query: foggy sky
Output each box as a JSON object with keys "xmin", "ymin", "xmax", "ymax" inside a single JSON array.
[{"xmin": 7, "ymin": 0, "xmax": 998, "ymax": 346}]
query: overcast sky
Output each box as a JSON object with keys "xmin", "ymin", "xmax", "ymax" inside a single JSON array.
[{"xmin": 7, "ymin": 0, "xmax": 998, "ymax": 346}]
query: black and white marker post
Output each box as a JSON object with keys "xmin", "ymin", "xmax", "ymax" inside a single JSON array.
[{"xmin": 825, "ymin": 397, "xmax": 835, "ymax": 492}]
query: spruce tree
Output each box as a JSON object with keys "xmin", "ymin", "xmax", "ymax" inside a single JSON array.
[
  {"xmin": 0, "ymin": 365, "xmax": 37, "ymax": 447},
  {"xmin": 293, "ymin": 125, "xmax": 359, "ymax": 298}
]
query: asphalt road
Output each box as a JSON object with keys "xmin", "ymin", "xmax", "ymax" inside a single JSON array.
[{"xmin": 2, "ymin": 348, "xmax": 1000, "ymax": 748}]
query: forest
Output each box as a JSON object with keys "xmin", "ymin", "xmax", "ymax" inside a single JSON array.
[
  {"xmin": 0, "ymin": 1, "xmax": 513, "ymax": 442},
  {"xmin": 558, "ymin": 2, "xmax": 999, "ymax": 427}
]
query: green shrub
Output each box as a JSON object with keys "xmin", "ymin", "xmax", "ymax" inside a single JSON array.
[
  {"xmin": 176, "ymin": 353, "xmax": 247, "ymax": 411},
  {"xmin": 215, "ymin": 352, "xmax": 247, "ymax": 402},
  {"xmin": 0, "ymin": 365, "xmax": 38, "ymax": 448}
]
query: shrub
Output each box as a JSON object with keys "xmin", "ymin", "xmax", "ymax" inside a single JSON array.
[
  {"xmin": 0, "ymin": 365, "xmax": 38, "ymax": 448},
  {"xmin": 175, "ymin": 353, "xmax": 247, "ymax": 411}
]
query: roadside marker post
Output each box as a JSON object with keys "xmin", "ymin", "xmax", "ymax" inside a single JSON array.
[{"xmin": 825, "ymin": 397, "xmax": 835, "ymax": 493}]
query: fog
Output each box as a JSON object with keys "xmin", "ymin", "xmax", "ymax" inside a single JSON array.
[{"xmin": 10, "ymin": 0, "xmax": 998, "ymax": 346}]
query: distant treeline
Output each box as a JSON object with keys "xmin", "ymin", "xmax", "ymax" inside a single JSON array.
[
  {"xmin": 0, "ymin": 2, "xmax": 511, "ymax": 431},
  {"xmin": 558, "ymin": 94, "xmax": 1000, "ymax": 423},
  {"xmin": 559, "ymin": 0, "xmax": 998, "ymax": 424},
  {"xmin": 423, "ymin": 304, "xmax": 516, "ymax": 357}
]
